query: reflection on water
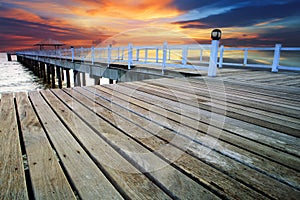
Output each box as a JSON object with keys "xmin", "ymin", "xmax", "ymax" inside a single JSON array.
[{"xmin": 0, "ymin": 53, "xmax": 47, "ymax": 94}]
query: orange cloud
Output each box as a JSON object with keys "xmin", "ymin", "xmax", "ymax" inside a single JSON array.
[
  {"xmin": 71, "ymin": 0, "xmax": 182, "ymax": 20},
  {"xmin": 0, "ymin": 7, "xmax": 44, "ymax": 23}
]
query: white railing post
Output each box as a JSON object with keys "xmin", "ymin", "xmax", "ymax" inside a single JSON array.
[
  {"xmin": 71, "ymin": 46, "xmax": 74, "ymax": 62},
  {"xmin": 58, "ymin": 49, "xmax": 62, "ymax": 59},
  {"xmin": 162, "ymin": 41, "xmax": 168, "ymax": 74},
  {"xmin": 128, "ymin": 43, "xmax": 133, "ymax": 69},
  {"xmin": 136, "ymin": 49, "xmax": 140, "ymax": 61},
  {"xmin": 117, "ymin": 47, "xmax": 120, "ymax": 61},
  {"xmin": 91, "ymin": 46, "xmax": 94, "ymax": 65},
  {"xmin": 208, "ymin": 40, "xmax": 220, "ymax": 76},
  {"xmin": 200, "ymin": 49, "xmax": 203, "ymax": 62},
  {"xmin": 81, "ymin": 47, "xmax": 84, "ymax": 61},
  {"xmin": 272, "ymin": 44, "xmax": 281, "ymax": 72},
  {"xmin": 219, "ymin": 45, "xmax": 224, "ymax": 68},
  {"xmin": 182, "ymin": 46, "xmax": 188, "ymax": 65},
  {"xmin": 243, "ymin": 48, "xmax": 248, "ymax": 66},
  {"xmin": 145, "ymin": 48, "xmax": 148, "ymax": 63},
  {"xmin": 107, "ymin": 44, "xmax": 112, "ymax": 65}
]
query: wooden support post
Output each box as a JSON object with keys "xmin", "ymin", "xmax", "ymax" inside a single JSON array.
[
  {"xmin": 57, "ymin": 66, "xmax": 62, "ymax": 89},
  {"xmin": 37, "ymin": 61, "xmax": 41, "ymax": 77},
  {"xmin": 29, "ymin": 59, "xmax": 33, "ymax": 72},
  {"xmin": 74, "ymin": 71, "xmax": 81, "ymax": 86},
  {"xmin": 7, "ymin": 53, "xmax": 12, "ymax": 61},
  {"xmin": 51, "ymin": 65, "xmax": 56, "ymax": 88},
  {"xmin": 28, "ymin": 59, "xmax": 31, "ymax": 70},
  {"xmin": 82, "ymin": 72, "xmax": 86, "ymax": 86},
  {"xmin": 61, "ymin": 68, "xmax": 64, "ymax": 81},
  {"xmin": 42, "ymin": 63, "xmax": 46, "ymax": 82},
  {"xmin": 47, "ymin": 64, "xmax": 51, "ymax": 84},
  {"xmin": 94, "ymin": 77, "xmax": 100, "ymax": 85},
  {"xmin": 36, "ymin": 61, "xmax": 40, "ymax": 77},
  {"xmin": 33, "ymin": 60, "xmax": 37, "ymax": 74},
  {"xmin": 66, "ymin": 69, "xmax": 71, "ymax": 88}
]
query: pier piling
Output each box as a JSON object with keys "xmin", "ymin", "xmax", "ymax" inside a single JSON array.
[
  {"xmin": 41, "ymin": 63, "xmax": 46, "ymax": 83},
  {"xmin": 51, "ymin": 65, "xmax": 55, "ymax": 88},
  {"xmin": 46, "ymin": 64, "xmax": 51, "ymax": 85},
  {"xmin": 66, "ymin": 69, "xmax": 71, "ymax": 88},
  {"xmin": 57, "ymin": 66, "xmax": 62, "ymax": 89},
  {"xmin": 7, "ymin": 53, "xmax": 12, "ymax": 61}
]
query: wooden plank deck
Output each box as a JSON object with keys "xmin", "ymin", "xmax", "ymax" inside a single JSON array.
[{"xmin": 0, "ymin": 69, "xmax": 300, "ymax": 199}]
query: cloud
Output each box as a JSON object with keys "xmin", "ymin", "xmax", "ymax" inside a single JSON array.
[
  {"xmin": 174, "ymin": 1, "xmax": 300, "ymax": 29},
  {"xmin": 70, "ymin": 0, "xmax": 182, "ymax": 20},
  {"xmin": 170, "ymin": 0, "xmax": 297, "ymax": 11},
  {"xmin": 1, "ymin": 0, "xmax": 300, "ymax": 50},
  {"xmin": 0, "ymin": 15, "xmax": 109, "ymax": 50}
]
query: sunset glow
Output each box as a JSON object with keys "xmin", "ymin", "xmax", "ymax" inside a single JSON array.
[{"xmin": 0, "ymin": 0, "xmax": 299, "ymax": 51}]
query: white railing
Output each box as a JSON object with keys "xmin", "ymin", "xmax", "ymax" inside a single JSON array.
[
  {"xmin": 17, "ymin": 42, "xmax": 216, "ymax": 75},
  {"xmin": 16, "ymin": 42, "xmax": 300, "ymax": 76},
  {"xmin": 219, "ymin": 44, "xmax": 300, "ymax": 72}
]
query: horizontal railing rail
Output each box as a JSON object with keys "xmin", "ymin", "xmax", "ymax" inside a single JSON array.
[
  {"xmin": 16, "ymin": 42, "xmax": 300, "ymax": 76},
  {"xmin": 17, "ymin": 42, "xmax": 213, "ymax": 73}
]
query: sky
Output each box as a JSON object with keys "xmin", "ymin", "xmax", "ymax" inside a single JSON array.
[{"xmin": 0, "ymin": 0, "xmax": 300, "ymax": 51}]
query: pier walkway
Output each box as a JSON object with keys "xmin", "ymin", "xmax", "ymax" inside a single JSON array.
[{"xmin": 1, "ymin": 69, "xmax": 300, "ymax": 199}]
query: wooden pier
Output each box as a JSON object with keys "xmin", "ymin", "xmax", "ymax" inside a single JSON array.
[{"xmin": 0, "ymin": 69, "xmax": 300, "ymax": 199}]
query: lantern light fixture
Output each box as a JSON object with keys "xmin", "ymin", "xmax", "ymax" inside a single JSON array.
[{"xmin": 211, "ymin": 29, "xmax": 222, "ymax": 40}]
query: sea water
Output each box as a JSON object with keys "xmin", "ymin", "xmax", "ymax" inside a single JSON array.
[
  {"xmin": 0, "ymin": 53, "xmax": 110, "ymax": 94},
  {"xmin": 0, "ymin": 53, "xmax": 47, "ymax": 94}
]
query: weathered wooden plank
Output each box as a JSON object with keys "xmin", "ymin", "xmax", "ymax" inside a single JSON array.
[
  {"xmin": 208, "ymin": 77, "xmax": 300, "ymax": 97},
  {"xmin": 141, "ymin": 79, "xmax": 300, "ymax": 128},
  {"xmin": 0, "ymin": 93, "xmax": 28, "ymax": 199},
  {"xmin": 85, "ymin": 85, "xmax": 298, "ymax": 197},
  {"xmin": 72, "ymin": 87, "xmax": 271, "ymax": 199},
  {"xmin": 143, "ymin": 77, "xmax": 300, "ymax": 109},
  {"xmin": 254, "ymin": 75, "xmax": 300, "ymax": 84},
  {"xmin": 146, "ymin": 77, "xmax": 300, "ymax": 119},
  {"xmin": 186, "ymin": 78, "xmax": 300, "ymax": 104},
  {"xmin": 124, "ymin": 81, "xmax": 300, "ymax": 137},
  {"xmin": 194, "ymin": 71, "xmax": 300, "ymax": 92},
  {"xmin": 101, "ymin": 83, "xmax": 300, "ymax": 156},
  {"xmin": 40, "ymin": 89, "xmax": 172, "ymax": 200},
  {"xmin": 15, "ymin": 92, "xmax": 76, "ymax": 199},
  {"xmin": 84, "ymin": 85, "xmax": 300, "ymax": 198},
  {"xmin": 99, "ymin": 84, "xmax": 300, "ymax": 172},
  {"xmin": 57, "ymin": 88, "xmax": 221, "ymax": 199},
  {"xmin": 29, "ymin": 91, "xmax": 123, "ymax": 199}
]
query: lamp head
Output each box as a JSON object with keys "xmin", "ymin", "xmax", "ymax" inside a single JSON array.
[{"xmin": 211, "ymin": 29, "xmax": 222, "ymax": 40}]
